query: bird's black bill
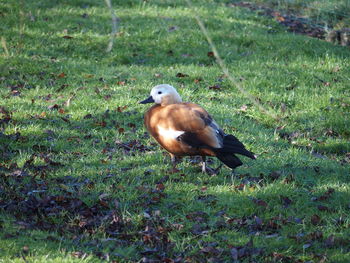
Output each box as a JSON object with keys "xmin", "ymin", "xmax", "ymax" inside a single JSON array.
[{"xmin": 139, "ymin": 96, "xmax": 155, "ymax": 104}]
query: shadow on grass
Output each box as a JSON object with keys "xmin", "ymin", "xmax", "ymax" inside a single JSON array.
[
  {"xmin": 1, "ymin": 157, "xmax": 350, "ymax": 262},
  {"xmin": 1, "ymin": 97, "xmax": 350, "ymax": 261}
]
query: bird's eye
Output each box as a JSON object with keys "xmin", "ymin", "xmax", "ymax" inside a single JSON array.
[{"xmin": 158, "ymin": 91, "xmax": 162, "ymax": 94}]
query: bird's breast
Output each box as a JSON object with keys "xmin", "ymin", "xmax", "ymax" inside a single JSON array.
[
  {"xmin": 157, "ymin": 126, "xmax": 184, "ymax": 140},
  {"xmin": 154, "ymin": 125, "xmax": 191, "ymax": 155}
]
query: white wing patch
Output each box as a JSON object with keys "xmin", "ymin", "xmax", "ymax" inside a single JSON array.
[{"xmin": 157, "ymin": 125, "xmax": 184, "ymax": 140}]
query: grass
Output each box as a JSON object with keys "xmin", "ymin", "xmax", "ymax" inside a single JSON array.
[
  {"xmin": 1, "ymin": 0, "xmax": 350, "ymax": 262},
  {"xmin": 241, "ymin": 0, "xmax": 350, "ymax": 28}
]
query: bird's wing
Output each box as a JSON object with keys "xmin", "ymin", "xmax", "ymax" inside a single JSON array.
[{"xmin": 157, "ymin": 103, "xmax": 224, "ymax": 149}]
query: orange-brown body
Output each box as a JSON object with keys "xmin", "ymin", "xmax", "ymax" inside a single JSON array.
[{"xmin": 144, "ymin": 103, "xmax": 220, "ymax": 157}]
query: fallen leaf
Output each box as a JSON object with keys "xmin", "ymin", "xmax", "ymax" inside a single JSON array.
[
  {"xmin": 176, "ymin": 72, "xmax": 189, "ymax": 78},
  {"xmin": 200, "ymin": 186, "xmax": 207, "ymax": 192},
  {"xmin": 207, "ymin": 51, "xmax": 215, "ymax": 57},
  {"xmin": 276, "ymin": 16, "xmax": 285, "ymax": 22},
  {"xmin": 252, "ymin": 198, "xmax": 268, "ymax": 208},
  {"xmin": 254, "ymin": 216, "xmax": 263, "ymax": 226},
  {"xmin": 235, "ymin": 183, "xmax": 245, "ymax": 190},
  {"xmin": 186, "ymin": 211, "xmax": 208, "ymax": 223},
  {"xmin": 209, "ymin": 85, "xmax": 221, "ymax": 90},
  {"xmin": 84, "ymin": 74, "xmax": 94, "ymax": 78},
  {"xmin": 48, "ymin": 104, "xmax": 60, "ymax": 110},
  {"xmin": 168, "ymin": 26, "xmax": 178, "ymax": 32},
  {"xmin": 11, "ymin": 90, "xmax": 21, "ymax": 96},
  {"xmin": 200, "ymin": 246, "xmax": 221, "ymax": 256},
  {"xmin": 117, "ymin": 106, "xmax": 128, "ymax": 112},
  {"xmin": 60, "ymin": 117, "xmax": 70, "ymax": 123},
  {"xmin": 57, "ymin": 84, "xmax": 69, "ymax": 92},
  {"xmin": 303, "ymin": 243, "xmax": 312, "ymax": 249},
  {"xmin": 231, "ymin": 247, "xmax": 238, "ymax": 260},
  {"xmin": 280, "ymin": 196, "xmax": 292, "ymax": 208},
  {"xmin": 317, "ymin": 205, "xmax": 330, "ymax": 212},
  {"xmin": 324, "ymin": 235, "xmax": 335, "ymax": 248},
  {"xmin": 83, "ymin": 113, "xmax": 92, "ymax": 119},
  {"xmin": 156, "ymin": 183, "xmax": 165, "ymax": 191},
  {"xmin": 190, "ymin": 224, "xmax": 209, "ymax": 235},
  {"xmin": 57, "ymin": 72, "xmax": 66, "ymax": 78},
  {"xmin": 312, "ymin": 188, "xmax": 335, "ymax": 201},
  {"xmin": 311, "ymin": 214, "xmax": 321, "ymax": 225},
  {"xmin": 104, "ymin": 95, "xmax": 112, "ymax": 101},
  {"xmin": 167, "ymin": 167, "xmax": 180, "ymax": 174}
]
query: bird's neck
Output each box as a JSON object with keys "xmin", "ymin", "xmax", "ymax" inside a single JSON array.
[{"xmin": 161, "ymin": 95, "xmax": 182, "ymax": 106}]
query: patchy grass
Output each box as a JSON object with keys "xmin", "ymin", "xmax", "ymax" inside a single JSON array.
[
  {"xmin": 1, "ymin": 0, "xmax": 350, "ymax": 262},
  {"xmin": 241, "ymin": 0, "xmax": 350, "ymax": 28}
]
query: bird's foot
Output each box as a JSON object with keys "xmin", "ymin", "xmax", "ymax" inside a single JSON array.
[
  {"xmin": 168, "ymin": 154, "xmax": 181, "ymax": 174},
  {"xmin": 230, "ymin": 170, "xmax": 238, "ymax": 184},
  {"xmin": 202, "ymin": 164, "xmax": 223, "ymax": 176}
]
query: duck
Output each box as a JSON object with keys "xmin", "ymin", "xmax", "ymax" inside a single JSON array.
[{"xmin": 140, "ymin": 84, "xmax": 255, "ymax": 174}]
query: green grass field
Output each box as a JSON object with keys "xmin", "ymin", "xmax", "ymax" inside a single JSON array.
[{"xmin": 1, "ymin": 0, "xmax": 350, "ymax": 262}]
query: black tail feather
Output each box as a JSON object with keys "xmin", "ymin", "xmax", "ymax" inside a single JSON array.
[
  {"xmin": 220, "ymin": 135, "xmax": 255, "ymax": 159},
  {"xmin": 214, "ymin": 134, "xmax": 255, "ymax": 169},
  {"xmin": 215, "ymin": 152, "xmax": 243, "ymax": 169}
]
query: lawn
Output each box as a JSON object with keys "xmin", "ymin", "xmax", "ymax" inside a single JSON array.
[{"xmin": 1, "ymin": 0, "xmax": 350, "ymax": 262}]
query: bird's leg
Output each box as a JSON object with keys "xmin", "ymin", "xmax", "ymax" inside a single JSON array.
[
  {"xmin": 170, "ymin": 154, "xmax": 177, "ymax": 167},
  {"xmin": 201, "ymin": 156, "xmax": 223, "ymax": 175},
  {"xmin": 169, "ymin": 153, "xmax": 180, "ymax": 173},
  {"xmin": 201, "ymin": 156, "xmax": 209, "ymax": 173}
]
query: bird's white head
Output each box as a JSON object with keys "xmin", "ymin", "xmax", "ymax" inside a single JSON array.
[{"xmin": 140, "ymin": 84, "xmax": 182, "ymax": 105}]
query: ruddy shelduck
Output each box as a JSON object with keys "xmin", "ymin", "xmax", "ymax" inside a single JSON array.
[{"xmin": 140, "ymin": 84, "xmax": 255, "ymax": 174}]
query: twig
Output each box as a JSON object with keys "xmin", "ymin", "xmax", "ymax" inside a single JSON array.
[{"xmin": 104, "ymin": 0, "xmax": 118, "ymax": 52}]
